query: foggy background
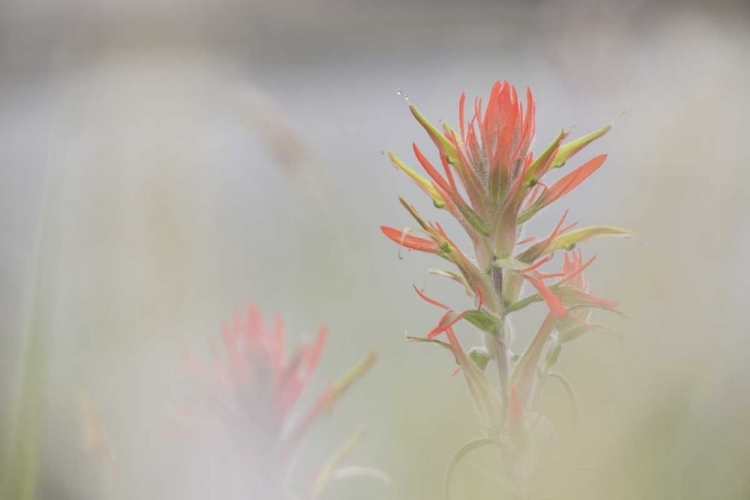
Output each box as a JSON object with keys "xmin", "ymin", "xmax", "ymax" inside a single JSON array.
[{"xmin": 1, "ymin": 0, "xmax": 749, "ymax": 498}]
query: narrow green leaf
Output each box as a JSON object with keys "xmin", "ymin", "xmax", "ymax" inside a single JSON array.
[
  {"xmin": 410, "ymin": 104, "xmax": 459, "ymax": 164},
  {"xmin": 388, "ymin": 151, "xmax": 445, "ymax": 207},
  {"xmin": 544, "ymin": 342, "xmax": 562, "ymax": 369},
  {"xmin": 551, "ymin": 124, "xmax": 611, "ymax": 169},
  {"xmin": 468, "ymin": 347, "xmax": 492, "ymax": 371},
  {"xmin": 399, "ymin": 197, "xmax": 432, "ymax": 232},
  {"xmin": 493, "ymin": 256, "xmax": 531, "ymax": 272},
  {"xmin": 547, "ymin": 226, "xmax": 634, "ymax": 253},
  {"xmin": 463, "ymin": 309, "xmax": 502, "ymax": 335},
  {"xmin": 333, "ymin": 351, "xmax": 378, "ymax": 394},
  {"xmin": 455, "ymin": 202, "xmax": 491, "ymax": 237},
  {"xmin": 523, "ymin": 128, "xmax": 567, "ymax": 186},
  {"xmin": 557, "ymin": 323, "xmax": 623, "ymax": 344},
  {"xmin": 429, "ymin": 269, "xmax": 473, "ymax": 296},
  {"xmin": 505, "ymin": 293, "xmax": 544, "ymax": 314},
  {"xmin": 310, "ymin": 430, "xmax": 366, "ymax": 499},
  {"xmin": 406, "ymin": 335, "xmax": 453, "ymax": 352}
]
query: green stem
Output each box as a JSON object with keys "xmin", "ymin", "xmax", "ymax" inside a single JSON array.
[{"xmin": 492, "ymin": 332, "xmax": 510, "ymax": 428}]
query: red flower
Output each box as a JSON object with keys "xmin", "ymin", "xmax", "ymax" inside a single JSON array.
[
  {"xmin": 380, "ymin": 80, "xmax": 628, "ymax": 471},
  {"xmin": 182, "ymin": 305, "xmax": 376, "ymax": 497},
  {"xmin": 387, "ymin": 81, "xmax": 611, "ymax": 252}
]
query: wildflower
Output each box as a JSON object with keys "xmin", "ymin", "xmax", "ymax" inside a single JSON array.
[
  {"xmin": 182, "ymin": 305, "xmax": 377, "ymax": 499},
  {"xmin": 384, "ymin": 81, "xmax": 624, "ymax": 327},
  {"xmin": 380, "ymin": 80, "xmax": 630, "ymax": 493}
]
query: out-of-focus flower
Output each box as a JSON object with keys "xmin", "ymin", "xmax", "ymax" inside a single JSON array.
[{"xmin": 182, "ymin": 304, "xmax": 377, "ymax": 499}]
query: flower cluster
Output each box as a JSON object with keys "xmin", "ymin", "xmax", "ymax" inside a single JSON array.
[
  {"xmin": 381, "ymin": 81, "xmax": 630, "ymax": 481},
  {"xmin": 182, "ymin": 305, "xmax": 377, "ymax": 499}
]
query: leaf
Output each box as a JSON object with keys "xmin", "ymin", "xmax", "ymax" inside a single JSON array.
[
  {"xmin": 547, "ymin": 226, "xmax": 634, "ymax": 253},
  {"xmin": 454, "ymin": 200, "xmax": 491, "ymax": 237},
  {"xmin": 558, "ymin": 288, "xmax": 620, "ymax": 311},
  {"xmin": 388, "ymin": 151, "xmax": 445, "ymax": 207},
  {"xmin": 557, "ymin": 322, "xmax": 623, "ymax": 344},
  {"xmin": 523, "ymin": 128, "xmax": 568, "ymax": 186},
  {"xmin": 544, "ymin": 342, "xmax": 562, "ymax": 369},
  {"xmin": 551, "ymin": 123, "xmax": 611, "ymax": 169},
  {"xmin": 409, "ymin": 104, "xmax": 459, "ymax": 164},
  {"xmin": 505, "ymin": 293, "xmax": 545, "ymax": 314},
  {"xmin": 332, "ymin": 351, "xmax": 379, "ymax": 395},
  {"xmin": 463, "ymin": 309, "xmax": 502, "ymax": 335},
  {"xmin": 468, "ymin": 347, "xmax": 492, "ymax": 371},
  {"xmin": 406, "ymin": 335, "xmax": 453, "ymax": 352},
  {"xmin": 310, "ymin": 430, "xmax": 366, "ymax": 499},
  {"xmin": 399, "ymin": 197, "xmax": 432, "ymax": 232},
  {"xmin": 493, "ymin": 256, "xmax": 533, "ymax": 272},
  {"xmin": 429, "ymin": 269, "xmax": 473, "ymax": 296}
]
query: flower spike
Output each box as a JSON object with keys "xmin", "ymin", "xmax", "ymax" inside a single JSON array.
[{"xmin": 380, "ymin": 80, "xmax": 629, "ymax": 462}]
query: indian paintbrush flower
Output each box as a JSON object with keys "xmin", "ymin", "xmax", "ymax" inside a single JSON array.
[
  {"xmin": 182, "ymin": 304, "xmax": 377, "ymax": 499},
  {"xmin": 382, "ymin": 80, "xmax": 631, "ymax": 490},
  {"xmin": 382, "ymin": 81, "xmax": 629, "ymax": 328}
]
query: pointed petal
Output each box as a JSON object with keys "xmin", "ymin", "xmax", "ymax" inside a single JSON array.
[
  {"xmin": 523, "ymin": 128, "xmax": 568, "ymax": 187},
  {"xmin": 409, "ymin": 104, "xmax": 459, "ymax": 164},
  {"xmin": 426, "ymin": 309, "xmax": 468, "ymax": 339},
  {"xmin": 525, "ymin": 274, "xmax": 568, "ymax": 318},
  {"xmin": 306, "ymin": 327, "xmax": 327, "ymax": 372},
  {"xmin": 560, "ymin": 288, "xmax": 619, "ymax": 310},
  {"xmin": 380, "ymin": 226, "xmax": 439, "ymax": 253},
  {"xmin": 537, "ymin": 154, "xmax": 608, "ymax": 208},
  {"xmin": 412, "ymin": 284, "xmax": 450, "ymax": 310},
  {"xmin": 412, "ymin": 144, "xmax": 454, "ymax": 196}
]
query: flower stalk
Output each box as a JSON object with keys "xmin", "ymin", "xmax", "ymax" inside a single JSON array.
[{"xmin": 381, "ymin": 80, "xmax": 631, "ymax": 493}]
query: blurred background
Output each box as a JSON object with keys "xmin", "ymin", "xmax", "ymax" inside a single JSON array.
[{"xmin": 1, "ymin": 0, "xmax": 749, "ymax": 498}]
